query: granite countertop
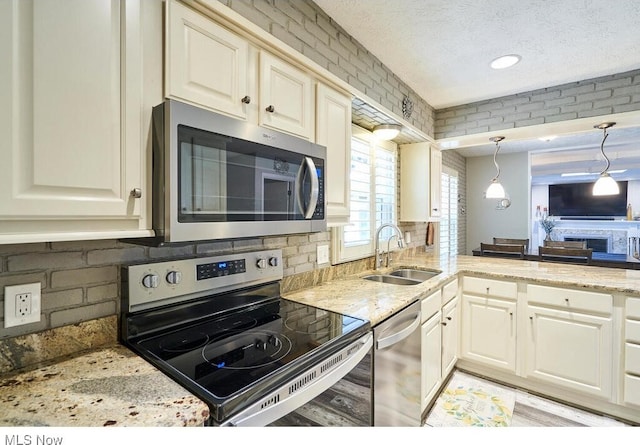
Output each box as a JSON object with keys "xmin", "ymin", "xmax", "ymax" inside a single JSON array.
[
  {"xmin": 0, "ymin": 345, "xmax": 209, "ymax": 427},
  {"xmin": 283, "ymin": 254, "xmax": 640, "ymax": 326}
]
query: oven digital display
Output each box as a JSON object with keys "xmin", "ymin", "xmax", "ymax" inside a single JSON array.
[{"xmin": 196, "ymin": 259, "xmax": 246, "ymax": 280}]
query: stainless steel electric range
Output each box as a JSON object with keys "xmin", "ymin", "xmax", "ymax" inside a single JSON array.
[{"xmin": 121, "ymin": 249, "xmax": 373, "ymax": 426}]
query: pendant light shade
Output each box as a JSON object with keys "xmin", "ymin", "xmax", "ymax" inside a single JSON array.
[
  {"xmin": 485, "ymin": 136, "xmax": 507, "ymax": 199},
  {"xmin": 592, "ymin": 122, "xmax": 619, "ymax": 196}
]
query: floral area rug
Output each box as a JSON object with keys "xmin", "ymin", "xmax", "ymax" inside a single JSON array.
[{"xmin": 425, "ymin": 371, "xmax": 515, "ymax": 427}]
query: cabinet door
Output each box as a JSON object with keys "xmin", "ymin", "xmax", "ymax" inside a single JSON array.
[
  {"xmin": 441, "ymin": 296, "xmax": 458, "ymax": 377},
  {"xmin": 399, "ymin": 143, "xmax": 429, "ymax": 222},
  {"xmin": 0, "ymin": 0, "xmax": 146, "ymax": 240},
  {"xmin": 430, "ymin": 148, "xmax": 442, "ymax": 219},
  {"xmin": 461, "ymin": 294, "xmax": 517, "ymax": 372},
  {"xmin": 167, "ymin": 0, "xmax": 251, "ymax": 120},
  {"xmin": 259, "ymin": 51, "xmax": 314, "ymax": 140},
  {"xmin": 316, "ymin": 83, "xmax": 351, "ymax": 226},
  {"xmin": 421, "ymin": 311, "xmax": 442, "ymax": 411},
  {"xmin": 525, "ymin": 305, "xmax": 613, "ymax": 399}
]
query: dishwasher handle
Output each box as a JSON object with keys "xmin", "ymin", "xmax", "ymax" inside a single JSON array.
[{"xmin": 376, "ymin": 309, "xmax": 421, "ymax": 350}]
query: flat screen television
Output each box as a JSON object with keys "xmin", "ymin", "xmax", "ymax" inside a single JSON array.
[{"xmin": 548, "ymin": 181, "xmax": 628, "ymax": 219}]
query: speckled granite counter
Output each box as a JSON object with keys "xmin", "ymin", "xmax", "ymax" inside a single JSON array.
[
  {"xmin": 283, "ymin": 254, "xmax": 640, "ymax": 326},
  {"xmin": 0, "ymin": 345, "xmax": 209, "ymax": 427}
]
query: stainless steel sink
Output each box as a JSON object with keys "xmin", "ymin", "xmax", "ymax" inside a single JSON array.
[
  {"xmin": 389, "ymin": 268, "xmax": 442, "ymax": 281},
  {"xmin": 362, "ymin": 274, "xmax": 422, "ymax": 285}
]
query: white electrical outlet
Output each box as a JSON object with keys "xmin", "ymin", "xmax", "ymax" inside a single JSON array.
[
  {"xmin": 317, "ymin": 244, "xmax": 330, "ymax": 264},
  {"xmin": 4, "ymin": 282, "xmax": 41, "ymax": 328}
]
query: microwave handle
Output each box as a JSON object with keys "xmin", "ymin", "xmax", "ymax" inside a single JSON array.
[{"xmin": 295, "ymin": 156, "xmax": 319, "ymax": 219}]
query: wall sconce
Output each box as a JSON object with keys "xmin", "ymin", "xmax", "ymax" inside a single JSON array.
[
  {"xmin": 373, "ymin": 124, "xmax": 401, "ymax": 141},
  {"xmin": 485, "ymin": 136, "xmax": 507, "ymax": 199},
  {"xmin": 592, "ymin": 122, "xmax": 619, "ymax": 196}
]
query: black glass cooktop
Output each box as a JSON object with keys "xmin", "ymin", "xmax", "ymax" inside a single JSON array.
[{"xmin": 127, "ymin": 295, "xmax": 369, "ymax": 405}]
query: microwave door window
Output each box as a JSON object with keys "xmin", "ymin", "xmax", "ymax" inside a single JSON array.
[
  {"xmin": 262, "ymin": 175, "xmax": 295, "ymax": 219},
  {"xmin": 179, "ymin": 138, "xmax": 228, "ymax": 221}
]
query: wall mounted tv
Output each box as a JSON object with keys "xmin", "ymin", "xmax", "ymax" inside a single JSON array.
[{"xmin": 548, "ymin": 181, "xmax": 628, "ymax": 219}]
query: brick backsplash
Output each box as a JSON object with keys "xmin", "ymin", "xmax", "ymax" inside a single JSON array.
[{"xmin": 435, "ymin": 70, "xmax": 640, "ymax": 139}]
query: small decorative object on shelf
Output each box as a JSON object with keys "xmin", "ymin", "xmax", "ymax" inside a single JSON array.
[{"xmin": 540, "ymin": 215, "xmax": 556, "ymax": 241}]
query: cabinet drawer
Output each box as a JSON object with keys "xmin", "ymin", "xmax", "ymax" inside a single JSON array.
[
  {"xmin": 624, "ymin": 373, "xmax": 640, "ymax": 406},
  {"xmin": 463, "ymin": 276, "xmax": 516, "ymax": 300},
  {"xmin": 627, "ymin": 298, "xmax": 640, "ymax": 319},
  {"xmin": 527, "ymin": 284, "xmax": 612, "ymax": 314},
  {"xmin": 442, "ymin": 279, "xmax": 458, "ymax": 305},
  {"xmin": 626, "ymin": 343, "xmax": 640, "ymax": 373},
  {"xmin": 627, "ymin": 319, "xmax": 640, "ymax": 343},
  {"xmin": 421, "ymin": 289, "xmax": 441, "ymax": 322}
]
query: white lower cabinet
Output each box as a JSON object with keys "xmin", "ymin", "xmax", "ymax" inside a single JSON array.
[
  {"xmin": 441, "ymin": 296, "xmax": 458, "ymax": 377},
  {"xmin": 420, "ymin": 280, "xmax": 459, "ymax": 413},
  {"xmin": 624, "ymin": 298, "xmax": 640, "ymax": 406},
  {"xmin": 460, "ymin": 277, "xmax": 517, "ymax": 372},
  {"xmin": 525, "ymin": 284, "xmax": 613, "ymax": 399}
]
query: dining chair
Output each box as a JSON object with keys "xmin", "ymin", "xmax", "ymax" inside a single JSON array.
[
  {"xmin": 543, "ymin": 240, "xmax": 587, "ymax": 248},
  {"xmin": 480, "ymin": 242, "xmax": 525, "ymax": 259},
  {"xmin": 538, "ymin": 246, "xmax": 593, "ymax": 264},
  {"xmin": 493, "ymin": 237, "xmax": 530, "ymax": 250}
]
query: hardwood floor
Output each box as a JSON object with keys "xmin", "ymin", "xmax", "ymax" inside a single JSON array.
[{"xmin": 426, "ymin": 370, "xmax": 632, "ymax": 427}]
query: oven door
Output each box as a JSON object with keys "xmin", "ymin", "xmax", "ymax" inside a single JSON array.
[{"xmin": 219, "ymin": 333, "xmax": 373, "ymax": 427}]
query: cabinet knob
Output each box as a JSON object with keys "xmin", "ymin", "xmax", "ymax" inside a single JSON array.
[
  {"xmin": 446, "ymin": 316, "xmax": 452, "ymax": 321},
  {"xmin": 565, "ymin": 298, "xmax": 569, "ymax": 303},
  {"xmin": 265, "ymin": 105, "xmax": 275, "ymax": 113},
  {"xmin": 441, "ymin": 322, "xmax": 447, "ymax": 326},
  {"xmin": 130, "ymin": 188, "xmax": 142, "ymax": 199},
  {"xmin": 241, "ymin": 95, "xmax": 251, "ymax": 104},
  {"xmin": 529, "ymin": 316, "xmax": 533, "ymax": 320}
]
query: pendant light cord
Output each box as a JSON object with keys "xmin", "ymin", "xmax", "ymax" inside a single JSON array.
[
  {"xmin": 598, "ymin": 127, "xmax": 611, "ymax": 175},
  {"xmin": 491, "ymin": 139, "xmax": 501, "ymax": 182}
]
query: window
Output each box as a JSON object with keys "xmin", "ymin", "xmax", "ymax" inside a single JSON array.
[
  {"xmin": 333, "ymin": 125, "xmax": 397, "ymax": 263},
  {"xmin": 440, "ymin": 166, "xmax": 459, "ymax": 257}
]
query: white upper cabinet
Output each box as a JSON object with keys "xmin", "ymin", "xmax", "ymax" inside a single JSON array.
[
  {"xmin": 316, "ymin": 83, "xmax": 352, "ymax": 226},
  {"xmin": 259, "ymin": 51, "xmax": 314, "ymax": 140},
  {"xmin": 166, "ymin": 0, "xmax": 253, "ymax": 120},
  {"xmin": 0, "ymin": 0, "xmax": 157, "ymax": 243},
  {"xmin": 400, "ymin": 143, "xmax": 442, "ymax": 222}
]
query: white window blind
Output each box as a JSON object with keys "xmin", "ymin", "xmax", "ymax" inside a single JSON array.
[
  {"xmin": 334, "ymin": 126, "xmax": 397, "ymax": 263},
  {"xmin": 440, "ymin": 167, "xmax": 459, "ymax": 257}
]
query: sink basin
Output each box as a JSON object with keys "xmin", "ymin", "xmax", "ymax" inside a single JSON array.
[
  {"xmin": 389, "ymin": 268, "xmax": 442, "ymax": 281},
  {"xmin": 362, "ymin": 274, "xmax": 422, "ymax": 285}
]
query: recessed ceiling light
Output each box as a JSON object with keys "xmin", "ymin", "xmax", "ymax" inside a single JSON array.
[
  {"xmin": 490, "ymin": 54, "xmax": 521, "ymax": 70},
  {"xmin": 538, "ymin": 135, "xmax": 557, "ymax": 142}
]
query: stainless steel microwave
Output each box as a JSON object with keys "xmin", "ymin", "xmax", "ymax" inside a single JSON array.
[{"xmin": 150, "ymin": 99, "xmax": 326, "ymax": 244}]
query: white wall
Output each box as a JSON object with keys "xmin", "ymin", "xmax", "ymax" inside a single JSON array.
[{"xmin": 466, "ymin": 151, "xmax": 530, "ymax": 254}]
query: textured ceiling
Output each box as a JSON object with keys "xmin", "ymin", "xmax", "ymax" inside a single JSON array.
[{"xmin": 312, "ymin": 0, "xmax": 640, "ymax": 109}]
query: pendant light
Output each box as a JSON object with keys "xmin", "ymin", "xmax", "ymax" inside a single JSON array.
[
  {"xmin": 485, "ymin": 136, "xmax": 506, "ymax": 199},
  {"xmin": 592, "ymin": 122, "xmax": 619, "ymax": 196}
]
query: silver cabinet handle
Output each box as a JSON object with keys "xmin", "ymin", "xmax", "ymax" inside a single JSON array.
[{"xmin": 130, "ymin": 188, "xmax": 142, "ymax": 199}]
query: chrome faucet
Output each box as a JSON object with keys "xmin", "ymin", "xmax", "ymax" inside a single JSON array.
[{"xmin": 374, "ymin": 223, "xmax": 405, "ymax": 269}]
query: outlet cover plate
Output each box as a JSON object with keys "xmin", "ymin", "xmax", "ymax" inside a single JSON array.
[
  {"xmin": 4, "ymin": 282, "xmax": 41, "ymax": 328},
  {"xmin": 317, "ymin": 244, "xmax": 330, "ymax": 264}
]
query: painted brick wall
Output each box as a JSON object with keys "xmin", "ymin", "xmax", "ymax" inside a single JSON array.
[
  {"xmin": 217, "ymin": 0, "xmax": 436, "ymax": 137},
  {"xmin": 435, "ymin": 69, "xmax": 640, "ymax": 139}
]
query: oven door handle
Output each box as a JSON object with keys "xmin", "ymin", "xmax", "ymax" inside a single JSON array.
[
  {"xmin": 295, "ymin": 156, "xmax": 319, "ymax": 219},
  {"xmin": 222, "ymin": 333, "xmax": 373, "ymax": 427}
]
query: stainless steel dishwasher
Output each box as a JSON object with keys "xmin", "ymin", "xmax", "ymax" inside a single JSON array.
[{"xmin": 373, "ymin": 300, "xmax": 422, "ymax": 426}]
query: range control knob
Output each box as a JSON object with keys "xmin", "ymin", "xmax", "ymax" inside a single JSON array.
[
  {"xmin": 166, "ymin": 271, "xmax": 182, "ymax": 285},
  {"xmin": 256, "ymin": 258, "xmax": 268, "ymax": 269},
  {"xmin": 268, "ymin": 257, "xmax": 279, "ymax": 267},
  {"xmin": 142, "ymin": 274, "xmax": 159, "ymax": 289}
]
